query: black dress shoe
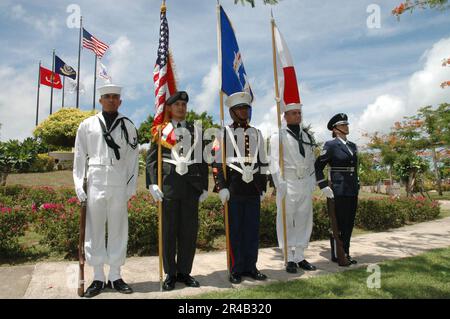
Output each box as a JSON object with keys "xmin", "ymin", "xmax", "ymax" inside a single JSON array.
[
  {"xmin": 162, "ymin": 275, "xmax": 177, "ymax": 291},
  {"xmin": 229, "ymin": 272, "xmax": 242, "ymax": 284},
  {"xmin": 297, "ymin": 260, "xmax": 317, "ymax": 271},
  {"xmin": 84, "ymin": 280, "xmax": 106, "ymax": 298},
  {"xmin": 177, "ymin": 274, "xmax": 200, "ymax": 287},
  {"xmin": 243, "ymin": 270, "xmax": 267, "ymax": 281},
  {"xmin": 107, "ymin": 279, "xmax": 133, "ymax": 294},
  {"xmin": 331, "ymin": 257, "xmax": 338, "ymax": 263},
  {"xmin": 347, "ymin": 256, "xmax": 357, "ymax": 264},
  {"xmin": 286, "ymin": 262, "xmax": 298, "ymax": 273}
]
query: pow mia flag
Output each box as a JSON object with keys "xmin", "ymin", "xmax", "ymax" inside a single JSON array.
[{"xmin": 55, "ymin": 55, "xmax": 76, "ymax": 80}]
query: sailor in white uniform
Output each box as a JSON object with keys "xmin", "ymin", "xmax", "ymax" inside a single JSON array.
[
  {"xmin": 73, "ymin": 84, "xmax": 139, "ymax": 297},
  {"xmin": 270, "ymin": 102, "xmax": 318, "ymax": 273}
]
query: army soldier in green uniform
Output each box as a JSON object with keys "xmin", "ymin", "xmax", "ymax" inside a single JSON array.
[{"xmin": 146, "ymin": 91, "xmax": 209, "ymax": 291}]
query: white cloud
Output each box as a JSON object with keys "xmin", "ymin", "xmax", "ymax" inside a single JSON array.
[
  {"xmin": 9, "ymin": 4, "xmax": 59, "ymax": 37},
  {"xmin": 351, "ymin": 37, "xmax": 450, "ymax": 145},
  {"xmin": 357, "ymin": 94, "xmax": 406, "ymax": 136},
  {"xmin": 193, "ymin": 64, "xmax": 219, "ymax": 113},
  {"xmin": 0, "ymin": 66, "xmax": 46, "ymax": 141},
  {"xmin": 408, "ymin": 37, "xmax": 450, "ymax": 109}
]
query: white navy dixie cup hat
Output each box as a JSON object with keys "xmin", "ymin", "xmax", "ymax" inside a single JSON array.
[
  {"xmin": 283, "ymin": 103, "xmax": 302, "ymax": 113},
  {"xmin": 225, "ymin": 91, "xmax": 252, "ymax": 108},
  {"xmin": 98, "ymin": 84, "xmax": 122, "ymax": 96}
]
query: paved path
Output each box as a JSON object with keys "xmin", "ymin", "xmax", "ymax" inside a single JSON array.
[{"xmin": 1, "ymin": 201, "xmax": 450, "ymax": 299}]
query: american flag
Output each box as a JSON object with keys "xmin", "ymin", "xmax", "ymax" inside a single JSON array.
[
  {"xmin": 82, "ymin": 28, "xmax": 109, "ymax": 58},
  {"xmin": 152, "ymin": 3, "xmax": 177, "ymax": 147}
]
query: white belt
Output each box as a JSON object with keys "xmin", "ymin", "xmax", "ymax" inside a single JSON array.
[
  {"xmin": 163, "ymin": 158, "xmax": 194, "ymax": 175},
  {"xmin": 284, "ymin": 168, "xmax": 308, "ymax": 180},
  {"xmin": 88, "ymin": 157, "xmax": 114, "ymax": 166}
]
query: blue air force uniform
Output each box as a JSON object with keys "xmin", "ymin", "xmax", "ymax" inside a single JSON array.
[{"xmin": 315, "ymin": 113, "xmax": 359, "ymax": 262}]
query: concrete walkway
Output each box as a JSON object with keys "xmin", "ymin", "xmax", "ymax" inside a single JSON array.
[{"xmin": 2, "ymin": 201, "xmax": 450, "ymax": 299}]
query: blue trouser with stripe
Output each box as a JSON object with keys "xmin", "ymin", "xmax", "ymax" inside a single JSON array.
[{"xmin": 228, "ymin": 195, "xmax": 260, "ymax": 274}]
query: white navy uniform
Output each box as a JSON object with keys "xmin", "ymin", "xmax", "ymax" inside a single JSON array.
[
  {"xmin": 73, "ymin": 111, "xmax": 139, "ymax": 282},
  {"xmin": 270, "ymin": 125, "xmax": 316, "ymax": 263}
]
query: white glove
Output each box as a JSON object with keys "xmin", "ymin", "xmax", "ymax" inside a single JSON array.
[
  {"xmin": 218, "ymin": 188, "xmax": 230, "ymax": 204},
  {"xmin": 76, "ymin": 187, "xmax": 87, "ymax": 202},
  {"xmin": 276, "ymin": 180, "xmax": 287, "ymax": 199},
  {"xmin": 199, "ymin": 190, "xmax": 209, "ymax": 203},
  {"xmin": 149, "ymin": 184, "xmax": 164, "ymax": 202},
  {"xmin": 260, "ymin": 191, "xmax": 266, "ymax": 202},
  {"xmin": 321, "ymin": 186, "xmax": 334, "ymax": 199}
]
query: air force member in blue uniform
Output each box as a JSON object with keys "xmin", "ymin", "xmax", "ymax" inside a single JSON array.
[{"xmin": 314, "ymin": 113, "xmax": 359, "ymax": 265}]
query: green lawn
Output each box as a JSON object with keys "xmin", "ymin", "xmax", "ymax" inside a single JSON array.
[{"xmin": 195, "ymin": 247, "xmax": 450, "ymax": 299}]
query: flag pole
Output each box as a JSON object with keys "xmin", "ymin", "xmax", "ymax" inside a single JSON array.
[
  {"xmin": 76, "ymin": 16, "xmax": 83, "ymax": 109},
  {"xmin": 157, "ymin": 0, "xmax": 166, "ymax": 293},
  {"xmin": 216, "ymin": 2, "xmax": 231, "ymax": 276},
  {"xmin": 157, "ymin": 126, "xmax": 163, "ymax": 293},
  {"xmin": 271, "ymin": 13, "xmax": 288, "ymax": 266},
  {"xmin": 36, "ymin": 61, "xmax": 41, "ymax": 126},
  {"xmin": 62, "ymin": 76, "xmax": 65, "ymax": 108},
  {"xmin": 50, "ymin": 49, "xmax": 55, "ymax": 115},
  {"xmin": 93, "ymin": 55, "xmax": 97, "ymax": 110}
]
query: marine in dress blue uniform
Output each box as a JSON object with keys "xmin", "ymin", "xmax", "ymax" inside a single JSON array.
[
  {"xmin": 212, "ymin": 92, "xmax": 269, "ymax": 284},
  {"xmin": 315, "ymin": 113, "xmax": 359, "ymax": 265}
]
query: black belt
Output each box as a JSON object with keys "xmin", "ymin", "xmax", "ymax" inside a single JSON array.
[{"xmin": 330, "ymin": 167, "xmax": 355, "ymax": 172}]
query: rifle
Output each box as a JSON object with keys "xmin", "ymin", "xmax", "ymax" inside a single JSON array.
[
  {"xmin": 77, "ymin": 158, "xmax": 88, "ymax": 297},
  {"xmin": 326, "ymin": 198, "xmax": 350, "ymax": 267}
]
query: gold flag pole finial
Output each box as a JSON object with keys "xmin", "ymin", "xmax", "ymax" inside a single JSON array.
[{"xmin": 161, "ymin": 0, "xmax": 166, "ymax": 12}]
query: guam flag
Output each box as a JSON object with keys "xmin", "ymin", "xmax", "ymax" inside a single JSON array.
[{"xmin": 218, "ymin": 5, "xmax": 253, "ymax": 100}]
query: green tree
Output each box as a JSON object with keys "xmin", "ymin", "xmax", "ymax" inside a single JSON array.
[
  {"xmin": 408, "ymin": 104, "xmax": 450, "ymax": 195},
  {"xmin": 33, "ymin": 108, "xmax": 96, "ymax": 150},
  {"xmin": 0, "ymin": 138, "xmax": 45, "ymax": 186},
  {"xmin": 137, "ymin": 110, "xmax": 219, "ymax": 144},
  {"xmin": 358, "ymin": 152, "xmax": 389, "ymax": 186}
]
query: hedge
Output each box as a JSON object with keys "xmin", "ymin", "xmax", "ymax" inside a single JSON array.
[{"xmin": 0, "ymin": 185, "xmax": 442, "ymax": 259}]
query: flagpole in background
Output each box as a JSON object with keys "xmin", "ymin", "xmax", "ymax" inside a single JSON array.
[
  {"xmin": 93, "ymin": 55, "xmax": 97, "ymax": 110},
  {"xmin": 62, "ymin": 76, "xmax": 65, "ymax": 108},
  {"xmin": 76, "ymin": 16, "xmax": 83, "ymax": 109},
  {"xmin": 50, "ymin": 49, "xmax": 55, "ymax": 115},
  {"xmin": 216, "ymin": 1, "xmax": 231, "ymax": 276},
  {"xmin": 270, "ymin": 13, "xmax": 288, "ymax": 266},
  {"xmin": 36, "ymin": 61, "xmax": 41, "ymax": 126}
]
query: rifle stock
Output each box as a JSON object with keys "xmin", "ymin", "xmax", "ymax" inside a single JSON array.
[
  {"xmin": 78, "ymin": 169, "xmax": 88, "ymax": 297},
  {"xmin": 326, "ymin": 198, "xmax": 350, "ymax": 266}
]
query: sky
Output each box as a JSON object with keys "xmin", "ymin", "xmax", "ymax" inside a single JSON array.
[{"xmin": 0, "ymin": 0, "xmax": 449, "ymax": 147}]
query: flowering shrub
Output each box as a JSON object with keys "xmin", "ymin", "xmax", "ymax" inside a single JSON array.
[
  {"xmin": 356, "ymin": 198, "xmax": 408, "ymax": 230},
  {"xmin": 0, "ymin": 204, "xmax": 28, "ymax": 256},
  {"xmin": 0, "ymin": 185, "xmax": 443, "ymax": 259},
  {"xmin": 34, "ymin": 200, "xmax": 80, "ymax": 258},
  {"xmin": 127, "ymin": 193, "xmax": 158, "ymax": 256}
]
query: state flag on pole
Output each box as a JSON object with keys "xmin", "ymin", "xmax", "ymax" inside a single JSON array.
[
  {"xmin": 40, "ymin": 66, "xmax": 63, "ymax": 89},
  {"xmin": 273, "ymin": 22, "xmax": 302, "ymax": 110},
  {"xmin": 55, "ymin": 55, "xmax": 77, "ymax": 80},
  {"xmin": 219, "ymin": 5, "xmax": 253, "ymax": 100}
]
